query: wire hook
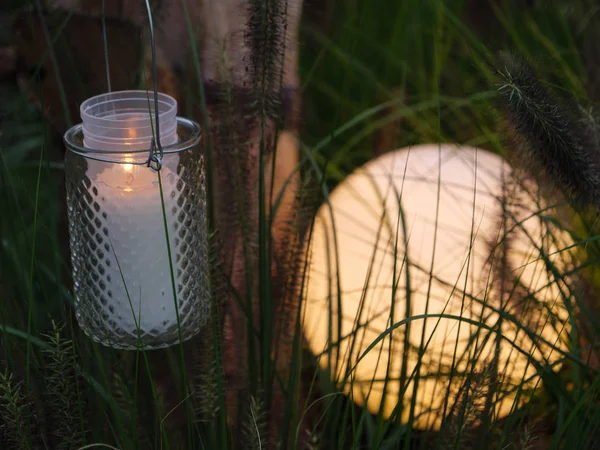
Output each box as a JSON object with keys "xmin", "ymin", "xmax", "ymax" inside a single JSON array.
[
  {"xmin": 101, "ymin": 0, "xmax": 165, "ymax": 171},
  {"xmin": 144, "ymin": 0, "xmax": 164, "ymax": 172},
  {"xmin": 101, "ymin": 0, "xmax": 111, "ymax": 92}
]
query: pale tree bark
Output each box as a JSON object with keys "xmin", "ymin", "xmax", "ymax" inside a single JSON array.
[{"xmin": 198, "ymin": 1, "xmax": 305, "ymax": 446}]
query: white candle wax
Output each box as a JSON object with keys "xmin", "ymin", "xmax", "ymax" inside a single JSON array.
[{"xmin": 85, "ymin": 155, "xmax": 185, "ymax": 337}]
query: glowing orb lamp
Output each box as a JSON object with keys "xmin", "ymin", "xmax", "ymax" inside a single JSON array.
[{"xmin": 302, "ymin": 144, "xmax": 573, "ymax": 429}]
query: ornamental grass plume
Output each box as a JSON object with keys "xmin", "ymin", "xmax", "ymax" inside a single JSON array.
[
  {"xmin": 241, "ymin": 394, "xmax": 268, "ymax": 450},
  {"xmin": 496, "ymin": 52, "xmax": 600, "ymax": 209},
  {"xmin": 42, "ymin": 321, "xmax": 86, "ymax": 449},
  {"xmin": 246, "ymin": 0, "xmax": 288, "ymax": 122},
  {"xmin": 0, "ymin": 371, "xmax": 29, "ymax": 450}
]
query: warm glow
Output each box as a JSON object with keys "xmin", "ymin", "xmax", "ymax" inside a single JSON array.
[
  {"xmin": 302, "ymin": 144, "xmax": 573, "ymax": 430},
  {"xmin": 123, "ymin": 155, "xmax": 134, "ymax": 173},
  {"xmin": 122, "ymin": 157, "xmax": 135, "ymax": 191}
]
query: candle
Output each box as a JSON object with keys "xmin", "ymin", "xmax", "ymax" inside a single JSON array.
[
  {"xmin": 84, "ymin": 156, "xmax": 183, "ymax": 336},
  {"xmin": 302, "ymin": 143, "xmax": 574, "ymax": 429}
]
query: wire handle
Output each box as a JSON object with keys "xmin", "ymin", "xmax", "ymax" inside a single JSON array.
[
  {"xmin": 144, "ymin": 0, "xmax": 164, "ymax": 171},
  {"xmin": 101, "ymin": 0, "xmax": 165, "ymax": 171},
  {"xmin": 101, "ymin": 0, "xmax": 111, "ymax": 92}
]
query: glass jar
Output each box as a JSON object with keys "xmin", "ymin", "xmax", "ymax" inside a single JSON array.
[{"xmin": 63, "ymin": 91, "xmax": 209, "ymax": 350}]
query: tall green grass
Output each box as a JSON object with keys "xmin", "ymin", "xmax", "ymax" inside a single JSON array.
[{"xmin": 1, "ymin": 0, "xmax": 600, "ymax": 448}]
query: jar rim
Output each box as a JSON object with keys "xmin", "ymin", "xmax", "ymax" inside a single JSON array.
[{"xmin": 64, "ymin": 117, "xmax": 201, "ymax": 158}]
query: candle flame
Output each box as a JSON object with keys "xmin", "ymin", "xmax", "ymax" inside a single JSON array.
[
  {"xmin": 123, "ymin": 156, "xmax": 134, "ymax": 173},
  {"xmin": 123, "ymin": 156, "xmax": 134, "ymax": 192}
]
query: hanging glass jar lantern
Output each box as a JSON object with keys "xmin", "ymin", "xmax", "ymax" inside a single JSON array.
[
  {"xmin": 61, "ymin": 0, "xmax": 210, "ymax": 350},
  {"xmin": 63, "ymin": 90, "xmax": 209, "ymax": 350}
]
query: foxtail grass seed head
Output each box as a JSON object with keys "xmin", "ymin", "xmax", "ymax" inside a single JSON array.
[
  {"xmin": 246, "ymin": 0, "xmax": 287, "ymax": 121},
  {"xmin": 242, "ymin": 395, "xmax": 267, "ymax": 450},
  {"xmin": 496, "ymin": 52, "xmax": 600, "ymax": 209},
  {"xmin": 0, "ymin": 371, "xmax": 29, "ymax": 449},
  {"xmin": 42, "ymin": 321, "xmax": 85, "ymax": 449}
]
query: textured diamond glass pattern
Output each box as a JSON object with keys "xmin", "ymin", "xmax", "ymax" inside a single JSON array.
[{"xmin": 65, "ymin": 120, "xmax": 209, "ymax": 349}]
